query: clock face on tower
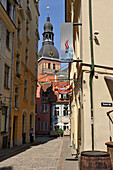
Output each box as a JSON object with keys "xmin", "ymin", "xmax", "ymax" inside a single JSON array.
[{"xmin": 49, "ymin": 51, "xmax": 54, "ymax": 57}]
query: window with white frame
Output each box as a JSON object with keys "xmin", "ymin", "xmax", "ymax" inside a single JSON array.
[
  {"xmin": 4, "ymin": 64, "xmax": 9, "ymax": 89},
  {"xmin": 40, "ymin": 122, "xmax": 48, "ymax": 131},
  {"xmin": 54, "ymin": 123, "xmax": 59, "ymax": 130},
  {"xmin": 41, "ymin": 104, "xmax": 48, "ymax": 113},
  {"xmin": 63, "ymin": 105, "xmax": 68, "ymax": 116},
  {"xmin": 54, "ymin": 106, "xmax": 59, "ymax": 116},
  {"xmin": 63, "ymin": 123, "xmax": 69, "ymax": 131},
  {"xmin": 59, "ymin": 93, "xmax": 68, "ymax": 99}
]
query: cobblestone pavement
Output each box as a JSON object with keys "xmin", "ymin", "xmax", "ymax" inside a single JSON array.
[{"xmin": 0, "ymin": 136, "xmax": 79, "ymax": 170}]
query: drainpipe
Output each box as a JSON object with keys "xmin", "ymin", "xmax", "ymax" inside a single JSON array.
[
  {"xmin": 8, "ymin": 32, "xmax": 15, "ymax": 148},
  {"xmin": 89, "ymin": 0, "xmax": 94, "ymax": 151}
]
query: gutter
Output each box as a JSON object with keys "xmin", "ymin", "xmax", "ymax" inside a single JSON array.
[
  {"xmin": 8, "ymin": 32, "xmax": 15, "ymax": 148},
  {"xmin": 89, "ymin": 0, "xmax": 94, "ymax": 151}
]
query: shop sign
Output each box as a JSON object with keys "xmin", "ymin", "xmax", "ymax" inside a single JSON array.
[{"xmin": 53, "ymin": 84, "xmax": 72, "ymax": 94}]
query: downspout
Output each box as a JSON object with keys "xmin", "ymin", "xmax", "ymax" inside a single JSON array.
[
  {"xmin": 8, "ymin": 32, "xmax": 15, "ymax": 148},
  {"xmin": 89, "ymin": 0, "xmax": 94, "ymax": 151}
]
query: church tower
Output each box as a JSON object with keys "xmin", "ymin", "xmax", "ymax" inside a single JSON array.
[{"xmin": 38, "ymin": 16, "xmax": 61, "ymax": 76}]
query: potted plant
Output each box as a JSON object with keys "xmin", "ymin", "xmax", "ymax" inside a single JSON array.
[{"xmin": 58, "ymin": 128, "xmax": 63, "ymax": 137}]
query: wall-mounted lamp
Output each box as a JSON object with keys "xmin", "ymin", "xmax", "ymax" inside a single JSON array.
[{"xmin": 94, "ymin": 30, "xmax": 99, "ymax": 35}]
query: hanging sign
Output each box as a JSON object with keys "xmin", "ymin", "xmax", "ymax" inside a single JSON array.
[
  {"xmin": 53, "ymin": 84, "xmax": 72, "ymax": 94},
  {"xmin": 61, "ymin": 23, "xmax": 73, "ymax": 62}
]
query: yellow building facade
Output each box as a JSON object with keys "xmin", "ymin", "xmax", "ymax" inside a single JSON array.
[
  {"xmin": 10, "ymin": 0, "xmax": 40, "ymax": 148},
  {"xmin": 0, "ymin": 0, "xmax": 17, "ymax": 149}
]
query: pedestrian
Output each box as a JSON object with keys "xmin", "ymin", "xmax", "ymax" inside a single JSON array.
[{"xmin": 30, "ymin": 128, "xmax": 34, "ymax": 143}]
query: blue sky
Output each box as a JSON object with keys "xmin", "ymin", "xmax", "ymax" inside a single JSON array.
[{"xmin": 38, "ymin": 0, "xmax": 68, "ymax": 70}]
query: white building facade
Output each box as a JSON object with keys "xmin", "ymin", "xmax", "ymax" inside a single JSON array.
[{"xmin": 65, "ymin": 0, "xmax": 113, "ymax": 154}]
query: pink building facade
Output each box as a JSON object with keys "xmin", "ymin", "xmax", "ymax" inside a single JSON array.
[{"xmin": 36, "ymin": 84, "xmax": 51, "ymax": 135}]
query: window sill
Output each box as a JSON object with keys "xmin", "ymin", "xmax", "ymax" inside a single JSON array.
[
  {"xmin": 41, "ymin": 112, "xmax": 48, "ymax": 114},
  {"xmin": 30, "ymin": 101, "xmax": 34, "ymax": 104},
  {"xmin": 4, "ymin": 86, "xmax": 10, "ymax": 90},
  {"xmin": 14, "ymin": 107, "xmax": 19, "ymax": 110},
  {"xmin": 6, "ymin": 46, "xmax": 10, "ymax": 51},
  {"xmin": 23, "ymin": 98, "xmax": 28, "ymax": 101},
  {"xmin": 1, "ymin": 131, "xmax": 7, "ymax": 134}
]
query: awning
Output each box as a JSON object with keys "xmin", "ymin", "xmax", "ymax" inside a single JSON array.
[{"xmin": 104, "ymin": 76, "xmax": 113, "ymax": 100}]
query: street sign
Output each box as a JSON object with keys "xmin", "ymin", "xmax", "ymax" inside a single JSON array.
[{"xmin": 101, "ymin": 102, "xmax": 112, "ymax": 107}]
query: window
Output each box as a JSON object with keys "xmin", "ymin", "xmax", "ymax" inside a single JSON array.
[
  {"xmin": 54, "ymin": 106, "xmax": 59, "ymax": 116},
  {"xmin": 41, "ymin": 104, "xmax": 48, "ymax": 113},
  {"xmin": 1, "ymin": 107, "xmax": 7, "ymax": 133},
  {"xmin": 7, "ymin": 0, "xmax": 11, "ymax": 16},
  {"xmin": 16, "ymin": 54, "xmax": 20, "ymax": 74},
  {"xmin": 42, "ymin": 92, "xmax": 48, "ymax": 101},
  {"xmin": 17, "ymin": 19, "xmax": 21, "ymax": 40},
  {"xmin": 35, "ymin": 61, "xmax": 37, "ymax": 78},
  {"xmin": 40, "ymin": 122, "xmax": 48, "ymax": 131},
  {"xmin": 63, "ymin": 106, "xmax": 68, "ymax": 116},
  {"xmin": 35, "ymin": 38, "xmax": 38, "ymax": 53},
  {"xmin": 35, "ymin": 104, "xmax": 37, "ymax": 113},
  {"xmin": 31, "ymin": 86, "xmax": 34, "ymax": 103},
  {"xmin": 6, "ymin": 30, "xmax": 10, "ymax": 48},
  {"xmin": 53, "ymin": 64, "xmax": 55, "ymax": 69},
  {"xmin": 24, "ymin": 80, "xmax": 28, "ymax": 99},
  {"xmin": 26, "ymin": 19, "xmax": 29, "ymax": 38},
  {"xmin": 25, "ymin": 48, "xmax": 29, "ymax": 67},
  {"xmin": 59, "ymin": 93, "xmax": 68, "ymax": 99},
  {"xmin": 63, "ymin": 123, "xmax": 69, "ymax": 131},
  {"xmin": 27, "ymin": 0, "xmax": 30, "ymax": 9},
  {"xmin": 48, "ymin": 63, "xmax": 50, "ymax": 69},
  {"xmin": 15, "ymin": 87, "xmax": 19, "ymax": 108},
  {"xmin": 4, "ymin": 65, "xmax": 9, "ymax": 88},
  {"xmin": 54, "ymin": 123, "xmax": 59, "ymax": 130},
  {"xmin": 36, "ymin": 16, "xmax": 39, "ymax": 29},
  {"xmin": 18, "ymin": 0, "xmax": 22, "ymax": 7}
]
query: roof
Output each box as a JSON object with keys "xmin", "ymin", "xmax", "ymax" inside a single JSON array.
[{"xmin": 38, "ymin": 43, "xmax": 59, "ymax": 59}]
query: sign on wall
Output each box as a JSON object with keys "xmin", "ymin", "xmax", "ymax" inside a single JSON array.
[{"xmin": 61, "ymin": 23, "xmax": 73, "ymax": 62}]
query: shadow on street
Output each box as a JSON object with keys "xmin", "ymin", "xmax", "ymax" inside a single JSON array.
[
  {"xmin": 0, "ymin": 166, "xmax": 13, "ymax": 170},
  {"xmin": 0, "ymin": 135, "xmax": 58, "ymax": 162}
]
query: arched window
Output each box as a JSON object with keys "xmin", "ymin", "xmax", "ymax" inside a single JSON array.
[
  {"xmin": 53, "ymin": 64, "xmax": 55, "ymax": 69},
  {"xmin": 48, "ymin": 63, "xmax": 50, "ymax": 69}
]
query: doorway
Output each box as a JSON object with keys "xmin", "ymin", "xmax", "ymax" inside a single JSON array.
[{"xmin": 13, "ymin": 116, "xmax": 18, "ymax": 146}]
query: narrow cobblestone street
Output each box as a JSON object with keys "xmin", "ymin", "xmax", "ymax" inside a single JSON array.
[{"xmin": 0, "ymin": 136, "xmax": 79, "ymax": 170}]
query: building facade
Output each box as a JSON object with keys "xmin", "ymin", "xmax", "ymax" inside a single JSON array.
[
  {"xmin": 65, "ymin": 0, "xmax": 113, "ymax": 154},
  {"xmin": 51, "ymin": 81, "xmax": 71, "ymax": 136},
  {"xmin": 0, "ymin": 0, "xmax": 17, "ymax": 149},
  {"xmin": 9, "ymin": 0, "xmax": 40, "ymax": 147}
]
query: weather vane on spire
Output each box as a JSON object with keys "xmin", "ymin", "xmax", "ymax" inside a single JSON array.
[{"xmin": 46, "ymin": 6, "xmax": 50, "ymax": 17}]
